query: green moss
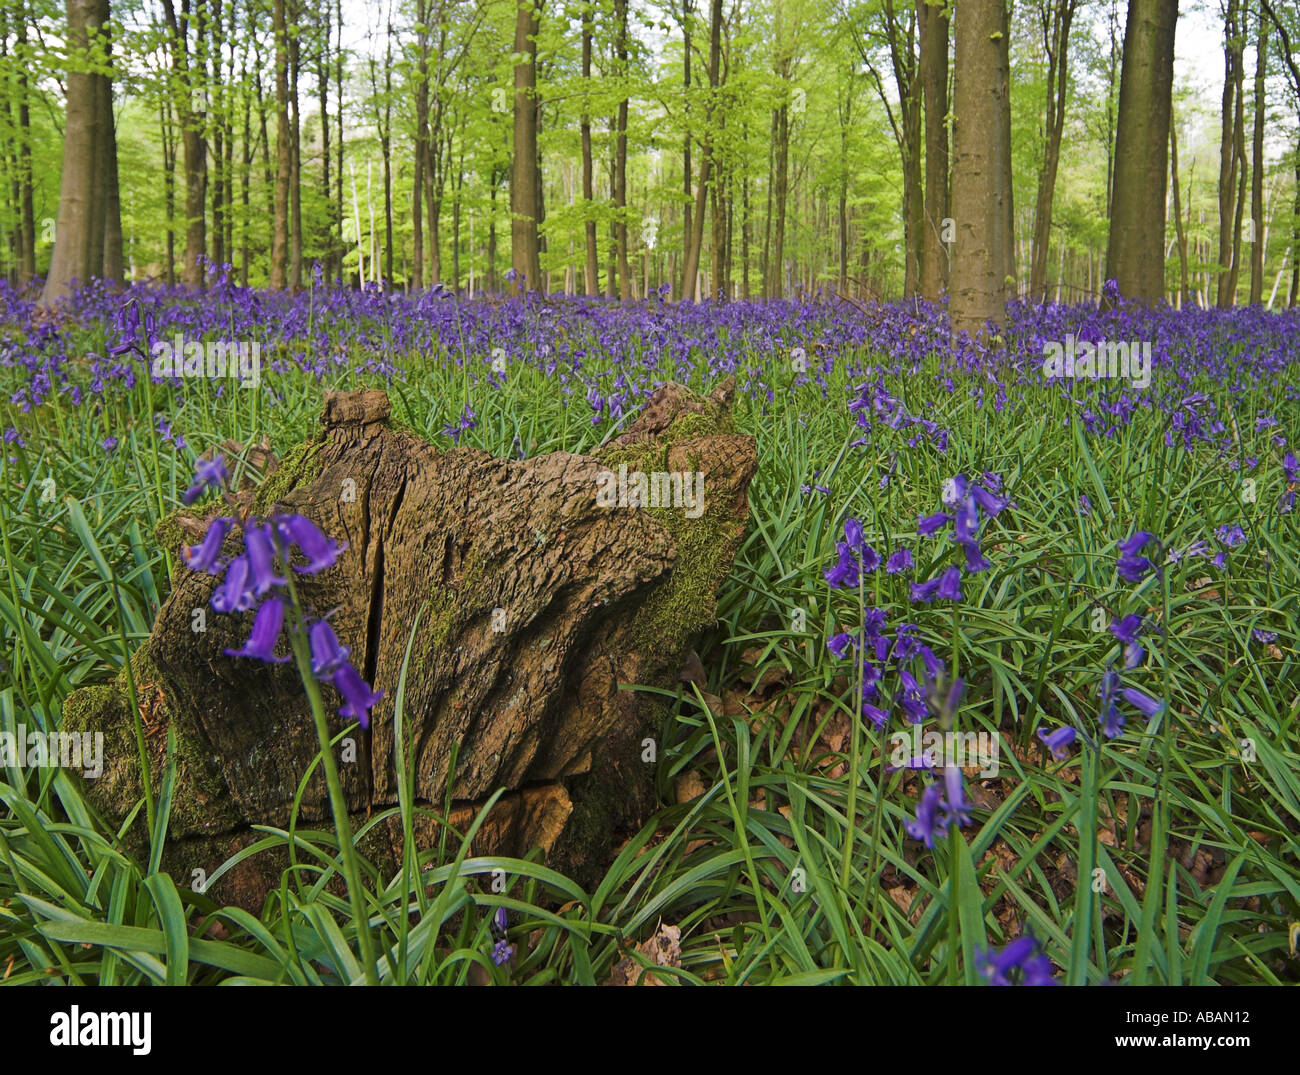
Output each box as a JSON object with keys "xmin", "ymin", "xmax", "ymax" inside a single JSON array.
[
  {"xmin": 594, "ymin": 386, "xmax": 741, "ymax": 659},
  {"xmin": 61, "ymin": 642, "xmax": 240, "ymax": 839},
  {"xmin": 251, "ymin": 439, "xmax": 324, "ymax": 514}
]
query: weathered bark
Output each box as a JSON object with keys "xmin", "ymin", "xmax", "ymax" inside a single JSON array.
[
  {"xmin": 949, "ymin": 0, "xmax": 1009, "ymax": 339},
  {"xmin": 65, "ymin": 382, "xmax": 756, "ymax": 908},
  {"xmin": 1104, "ymin": 0, "xmax": 1178, "ymax": 305}
]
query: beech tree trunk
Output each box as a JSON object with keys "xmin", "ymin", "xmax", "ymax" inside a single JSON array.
[
  {"xmin": 1249, "ymin": 7, "xmax": 1266, "ymax": 305},
  {"xmin": 1104, "ymin": 0, "xmax": 1177, "ymax": 305},
  {"xmin": 949, "ymin": 0, "xmax": 1009, "ymax": 339},
  {"xmin": 1029, "ymin": 0, "xmax": 1078, "ymax": 302},
  {"xmin": 580, "ymin": 1, "xmax": 599, "ymax": 295},
  {"xmin": 510, "ymin": 0, "xmax": 543, "ymax": 294},
  {"xmin": 271, "ymin": 0, "xmax": 290, "ymax": 289},
  {"xmin": 40, "ymin": 0, "xmax": 122, "ymax": 305},
  {"xmin": 919, "ymin": 0, "xmax": 949, "ymax": 301}
]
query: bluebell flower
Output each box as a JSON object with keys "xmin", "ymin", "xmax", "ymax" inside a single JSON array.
[
  {"xmin": 1036, "ymin": 725, "xmax": 1076, "ymax": 760},
  {"xmin": 183, "ymin": 516, "xmax": 234, "ymax": 574},
  {"xmin": 224, "ymin": 596, "xmax": 290, "ymax": 663},
  {"xmin": 827, "ymin": 632, "xmax": 855, "ymax": 659},
  {"xmin": 886, "ymin": 547, "xmax": 914, "ymax": 574},
  {"xmin": 977, "ymin": 936, "xmax": 1056, "ymax": 986},
  {"xmin": 905, "ymin": 784, "xmax": 946, "ymax": 849}
]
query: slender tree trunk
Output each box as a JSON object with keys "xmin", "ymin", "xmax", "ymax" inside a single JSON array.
[
  {"xmin": 1249, "ymin": 5, "xmax": 1266, "ymax": 304},
  {"xmin": 288, "ymin": 0, "xmax": 303, "ymax": 290},
  {"xmin": 949, "ymin": 0, "xmax": 1008, "ymax": 339},
  {"xmin": 680, "ymin": 0, "xmax": 722, "ymax": 301},
  {"xmin": 1029, "ymin": 0, "xmax": 1078, "ymax": 302},
  {"xmin": 1216, "ymin": 0, "xmax": 1242, "ymax": 307},
  {"xmin": 15, "ymin": 8, "xmax": 35, "ymax": 284},
  {"xmin": 41, "ymin": 0, "xmax": 122, "ymax": 304},
  {"xmin": 271, "ymin": 0, "xmax": 290, "ymax": 289},
  {"xmin": 510, "ymin": 0, "xmax": 542, "ymax": 293},
  {"xmin": 919, "ymin": 0, "xmax": 949, "ymax": 300},
  {"xmin": 1104, "ymin": 0, "xmax": 1178, "ymax": 305},
  {"xmin": 613, "ymin": 0, "xmax": 631, "ymax": 298},
  {"xmin": 1171, "ymin": 117, "xmax": 1191, "ymax": 306},
  {"xmin": 318, "ymin": 1, "xmax": 333, "ymax": 281},
  {"xmin": 580, "ymin": 1, "xmax": 598, "ymax": 294}
]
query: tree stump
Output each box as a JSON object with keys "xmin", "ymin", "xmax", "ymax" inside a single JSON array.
[{"xmin": 64, "ymin": 380, "xmax": 756, "ymax": 908}]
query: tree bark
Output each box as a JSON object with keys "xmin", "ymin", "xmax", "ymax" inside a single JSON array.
[
  {"xmin": 1029, "ymin": 0, "xmax": 1078, "ymax": 302},
  {"xmin": 919, "ymin": 0, "xmax": 949, "ymax": 301},
  {"xmin": 580, "ymin": 1, "xmax": 599, "ymax": 295},
  {"xmin": 271, "ymin": 0, "xmax": 290, "ymax": 289},
  {"xmin": 41, "ymin": 0, "xmax": 122, "ymax": 305},
  {"xmin": 66, "ymin": 382, "xmax": 756, "ymax": 909},
  {"xmin": 510, "ymin": 0, "xmax": 543, "ymax": 294},
  {"xmin": 949, "ymin": 0, "xmax": 1009, "ymax": 339},
  {"xmin": 1104, "ymin": 0, "xmax": 1178, "ymax": 305},
  {"xmin": 1249, "ymin": 5, "xmax": 1267, "ymax": 305},
  {"xmin": 680, "ymin": 0, "xmax": 722, "ymax": 301}
]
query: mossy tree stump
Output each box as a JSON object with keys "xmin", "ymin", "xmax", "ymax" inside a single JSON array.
[{"xmin": 65, "ymin": 380, "xmax": 756, "ymax": 908}]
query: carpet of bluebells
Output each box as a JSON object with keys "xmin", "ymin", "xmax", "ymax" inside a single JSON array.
[{"xmin": 1, "ymin": 272, "xmax": 1298, "ymax": 986}]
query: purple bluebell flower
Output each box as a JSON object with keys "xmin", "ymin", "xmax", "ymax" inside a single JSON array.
[
  {"xmin": 1252, "ymin": 628, "xmax": 1278, "ymax": 644},
  {"xmin": 827, "ymin": 632, "xmax": 855, "ymax": 659},
  {"xmin": 917, "ymin": 511, "xmax": 951, "ymax": 537},
  {"xmin": 1120, "ymin": 686, "xmax": 1164, "ymax": 720},
  {"xmin": 977, "ymin": 936, "xmax": 1056, "ymax": 986},
  {"xmin": 910, "ymin": 576, "xmax": 940, "ymax": 603},
  {"xmin": 224, "ymin": 596, "xmax": 290, "ymax": 663},
  {"xmin": 211, "ymin": 555, "xmax": 256, "ymax": 614},
  {"xmin": 273, "ymin": 513, "xmax": 347, "ymax": 574},
  {"xmin": 918, "ymin": 645, "xmax": 944, "ymax": 682},
  {"xmin": 862, "ymin": 701, "xmax": 890, "ymax": 728},
  {"xmin": 1116, "ymin": 530, "xmax": 1160, "ymax": 583},
  {"xmin": 182, "ymin": 516, "xmax": 234, "ymax": 574},
  {"xmin": 942, "ymin": 766, "xmax": 973, "ymax": 828},
  {"xmin": 309, "ymin": 619, "xmax": 352, "ymax": 678},
  {"xmin": 1078, "ymin": 493, "xmax": 1092, "ymax": 517},
  {"xmin": 1036, "ymin": 725, "xmax": 1076, "ymax": 760},
  {"xmin": 332, "ymin": 662, "xmax": 383, "ymax": 727},
  {"xmin": 1098, "ymin": 666, "xmax": 1125, "ymax": 738},
  {"xmin": 1283, "ymin": 451, "xmax": 1298, "ymax": 482},
  {"xmin": 824, "ymin": 541, "xmax": 860, "ymax": 588},
  {"xmin": 886, "ymin": 547, "xmax": 914, "ymax": 574},
  {"xmin": 182, "ymin": 455, "xmax": 230, "ymax": 505},
  {"xmin": 904, "ymin": 783, "xmax": 946, "ymax": 849},
  {"xmin": 244, "ymin": 524, "xmax": 288, "ymax": 596},
  {"xmin": 935, "ymin": 565, "xmax": 964, "ymax": 601},
  {"xmin": 490, "ymin": 906, "xmax": 515, "ymax": 966},
  {"xmin": 1110, "ymin": 614, "xmax": 1146, "ymax": 669},
  {"xmin": 1215, "ymin": 524, "xmax": 1246, "ymax": 548}
]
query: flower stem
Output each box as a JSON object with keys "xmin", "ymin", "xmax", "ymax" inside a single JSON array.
[{"xmin": 283, "ymin": 574, "xmax": 379, "ymax": 986}]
